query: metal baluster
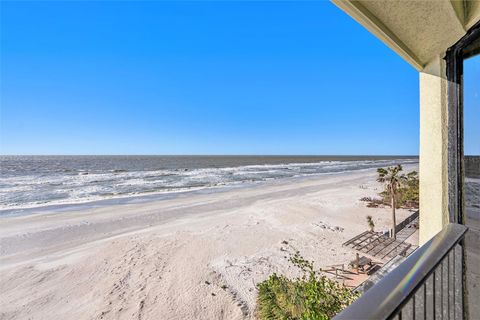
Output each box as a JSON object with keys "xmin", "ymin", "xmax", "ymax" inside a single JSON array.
[
  {"xmin": 433, "ymin": 271, "xmax": 436, "ymax": 320},
  {"xmin": 413, "ymin": 294, "xmax": 416, "ymax": 320},
  {"xmin": 424, "ymin": 282, "xmax": 427, "ymax": 320},
  {"xmin": 453, "ymin": 246, "xmax": 456, "ymax": 320},
  {"xmin": 448, "ymin": 252, "xmax": 450, "ymax": 320},
  {"xmin": 441, "ymin": 260, "xmax": 444, "ymax": 320},
  {"xmin": 460, "ymin": 244, "xmax": 464, "ymax": 320}
]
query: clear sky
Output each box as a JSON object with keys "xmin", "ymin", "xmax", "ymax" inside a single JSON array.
[
  {"xmin": 465, "ymin": 56, "xmax": 480, "ymax": 156},
  {"xmin": 0, "ymin": 0, "xmax": 439, "ymax": 156}
]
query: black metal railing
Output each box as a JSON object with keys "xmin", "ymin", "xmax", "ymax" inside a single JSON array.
[{"xmin": 334, "ymin": 223, "xmax": 468, "ymax": 320}]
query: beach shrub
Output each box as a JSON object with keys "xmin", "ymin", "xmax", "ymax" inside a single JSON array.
[
  {"xmin": 256, "ymin": 252, "xmax": 359, "ymax": 320},
  {"xmin": 399, "ymin": 171, "xmax": 419, "ymax": 207},
  {"xmin": 360, "ymin": 196, "xmax": 384, "ymax": 208},
  {"xmin": 366, "ymin": 215, "xmax": 375, "ymax": 232}
]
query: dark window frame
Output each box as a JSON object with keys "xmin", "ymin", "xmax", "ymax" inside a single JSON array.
[
  {"xmin": 445, "ymin": 20, "xmax": 480, "ymax": 225},
  {"xmin": 445, "ymin": 20, "xmax": 480, "ymax": 320}
]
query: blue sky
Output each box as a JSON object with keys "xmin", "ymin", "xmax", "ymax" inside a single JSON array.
[
  {"xmin": 0, "ymin": 0, "xmax": 467, "ymax": 156},
  {"xmin": 465, "ymin": 56, "xmax": 480, "ymax": 155}
]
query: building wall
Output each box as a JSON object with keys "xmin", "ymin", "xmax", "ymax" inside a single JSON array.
[{"xmin": 418, "ymin": 56, "xmax": 451, "ymax": 245}]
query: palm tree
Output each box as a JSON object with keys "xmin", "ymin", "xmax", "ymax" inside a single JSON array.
[{"xmin": 377, "ymin": 165, "xmax": 406, "ymax": 239}]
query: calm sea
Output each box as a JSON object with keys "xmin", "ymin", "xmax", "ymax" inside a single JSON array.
[{"xmin": 0, "ymin": 155, "xmax": 418, "ymax": 213}]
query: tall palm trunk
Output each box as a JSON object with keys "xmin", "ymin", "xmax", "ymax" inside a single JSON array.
[{"xmin": 391, "ymin": 186, "xmax": 397, "ymax": 239}]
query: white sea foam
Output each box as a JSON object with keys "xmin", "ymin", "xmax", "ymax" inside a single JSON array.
[{"xmin": 0, "ymin": 156, "xmax": 419, "ymax": 212}]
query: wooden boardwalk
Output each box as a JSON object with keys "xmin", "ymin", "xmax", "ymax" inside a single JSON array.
[{"xmin": 343, "ymin": 231, "xmax": 416, "ymax": 262}]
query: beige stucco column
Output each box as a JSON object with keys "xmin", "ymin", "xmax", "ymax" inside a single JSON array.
[{"xmin": 419, "ymin": 56, "xmax": 450, "ymax": 245}]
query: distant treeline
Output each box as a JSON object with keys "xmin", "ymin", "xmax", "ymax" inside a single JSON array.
[{"xmin": 465, "ymin": 156, "xmax": 480, "ymax": 178}]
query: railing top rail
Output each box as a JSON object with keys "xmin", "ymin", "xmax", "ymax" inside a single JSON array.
[{"xmin": 334, "ymin": 223, "xmax": 468, "ymax": 320}]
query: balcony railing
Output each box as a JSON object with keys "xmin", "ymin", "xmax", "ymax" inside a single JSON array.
[{"xmin": 334, "ymin": 223, "xmax": 468, "ymax": 320}]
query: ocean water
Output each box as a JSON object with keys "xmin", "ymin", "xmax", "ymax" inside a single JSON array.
[{"xmin": 0, "ymin": 155, "xmax": 418, "ymax": 213}]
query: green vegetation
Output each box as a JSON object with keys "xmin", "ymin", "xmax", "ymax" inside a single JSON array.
[
  {"xmin": 398, "ymin": 170, "xmax": 419, "ymax": 207},
  {"xmin": 377, "ymin": 165, "xmax": 403, "ymax": 239},
  {"xmin": 361, "ymin": 169, "xmax": 419, "ymax": 211},
  {"xmin": 376, "ymin": 165, "xmax": 419, "ymax": 239},
  {"xmin": 256, "ymin": 252, "xmax": 359, "ymax": 320},
  {"xmin": 378, "ymin": 169, "xmax": 419, "ymax": 209}
]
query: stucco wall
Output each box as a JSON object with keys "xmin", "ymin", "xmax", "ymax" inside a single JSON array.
[{"xmin": 419, "ymin": 57, "xmax": 450, "ymax": 245}]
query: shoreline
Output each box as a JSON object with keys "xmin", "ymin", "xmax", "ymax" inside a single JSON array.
[
  {"xmin": 0, "ymin": 163, "xmax": 418, "ymax": 217},
  {"xmin": 0, "ymin": 165, "xmax": 418, "ymax": 320}
]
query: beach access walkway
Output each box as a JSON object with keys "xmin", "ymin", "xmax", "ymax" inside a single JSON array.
[
  {"xmin": 342, "ymin": 212, "xmax": 419, "ymax": 262},
  {"xmin": 342, "ymin": 231, "xmax": 415, "ymax": 262}
]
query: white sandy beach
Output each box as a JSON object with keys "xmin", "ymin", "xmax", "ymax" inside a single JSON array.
[{"xmin": 0, "ymin": 166, "xmax": 417, "ymax": 320}]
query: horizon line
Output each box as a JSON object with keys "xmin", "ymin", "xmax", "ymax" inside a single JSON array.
[{"xmin": 0, "ymin": 154, "xmax": 421, "ymax": 157}]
